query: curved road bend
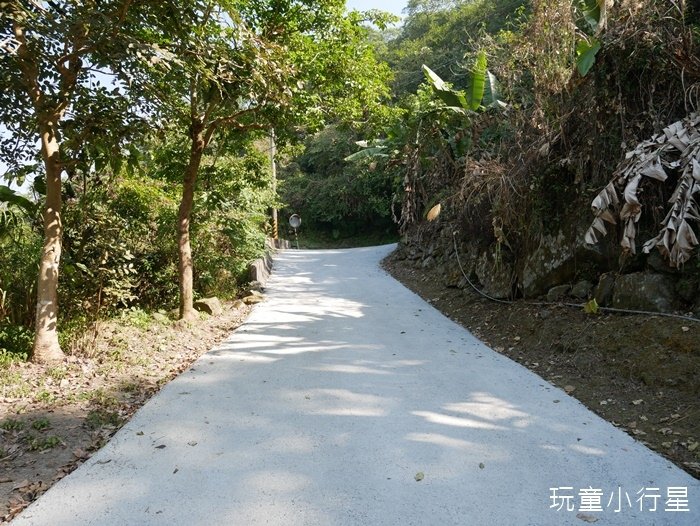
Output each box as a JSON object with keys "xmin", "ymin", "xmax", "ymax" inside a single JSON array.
[{"xmin": 13, "ymin": 245, "xmax": 700, "ymax": 525}]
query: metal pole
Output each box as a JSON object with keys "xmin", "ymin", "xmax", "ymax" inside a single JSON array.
[{"xmin": 269, "ymin": 129, "xmax": 278, "ymax": 241}]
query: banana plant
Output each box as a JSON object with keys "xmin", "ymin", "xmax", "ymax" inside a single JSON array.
[
  {"xmin": 422, "ymin": 50, "xmax": 505, "ymax": 112},
  {"xmin": 574, "ymin": 1, "xmax": 613, "ymax": 76}
]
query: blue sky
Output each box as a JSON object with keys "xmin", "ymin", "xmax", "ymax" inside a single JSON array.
[{"xmin": 346, "ymin": 0, "xmax": 407, "ymax": 18}]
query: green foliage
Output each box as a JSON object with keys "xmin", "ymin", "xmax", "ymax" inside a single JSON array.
[
  {"xmin": 281, "ymin": 125, "xmax": 397, "ymax": 239},
  {"xmin": 31, "ymin": 417, "xmax": 50, "ymax": 431},
  {"xmin": 60, "ymin": 176, "xmax": 178, "ymax": 318},
  {"xmin": 85, "ymin": 409, "xmax": 123, "ymax": 430},
  {"xmin": 0, "ymin": 323, "xmax": 32, "ymax": 365},
  {"xmin": 0, "ymin": 220, "xmax": 41, "ymax": 327},
  {"xmin": 26, "ymin": 434, "xmax": 62, "ymax": 451},
  {"xmin": 385, "ymin": 0, "xmax": 529, "ymax": 96},
  {"xmin": 0, "ymin": 418, "xmax": 25, "ymax": 432}
]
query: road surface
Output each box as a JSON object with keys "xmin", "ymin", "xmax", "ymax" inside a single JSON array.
[{"xmin": 13, "ymin": 246, "xmax": 699, "ymax": 525}]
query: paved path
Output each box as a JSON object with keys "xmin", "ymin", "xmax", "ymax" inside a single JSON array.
[{"xmin": 14, "ymin": 246, "xmax": 699, "ymax": 525}]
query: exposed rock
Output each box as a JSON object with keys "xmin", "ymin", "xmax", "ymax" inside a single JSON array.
[
  {"xmin": 646, "ymin": 251, "xmax": 677, "ymax": 274},
  {"xmin": 594, "ymin": 272, "xmax": 616, "ymax": 306},
  {"xmin": 547, "ymin": 285, "xmax": 571, "ymax": 302},
  {"xmin": 612, "ymin": 273, "xmax": 676, "ymax": 313},
  {"xmin": 521, "ymin": 231, "xmax": 577, "ymax": 297},
  {"xmin": 243, "ymin": 294, "xmax": 264, "ymax": 305},
  {"xmin": 407, "ymin": 246, "xmax": 422, "ymax": 260},
  {"xmin": 693, "ymin": 298, "xmax": 700, "ymax": 319},
  {"xmin": 245, "ymin": 281, "xmax": 264, "ymax": 295},
  {"xmin": 442, "ymin": 263, "xmax": 462, "ymax": 288},
  {"xmin": 571, "ymin": 280, "xmax": 593, "ymax": 300},
  {"xmin": 521, "ymin": 225, "xmax": 609, "ymax": 298},
  {"xmin": 194, "ymin": 297, "xmax": 223, "ymax": 316},
  {"xmin": 675, "ymin": 277, "xmax": 698, "ymax": 303},
  {"xmin": 233, "ymin": 299, "xmax": 246, "ymax": 310},
  {"xmin": 474, "ymin": 246, "xmax": 514, "ymax": 299}
]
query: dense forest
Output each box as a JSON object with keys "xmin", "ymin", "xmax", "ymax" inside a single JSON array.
[{"xmin": 2, "ymin": 0, "xmax": 700, "ymax": 366}]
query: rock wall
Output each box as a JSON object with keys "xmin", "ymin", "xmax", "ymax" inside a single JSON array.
[{"xmin": 394, "ymin": 221, "xmax": 700, "ymax": 316}]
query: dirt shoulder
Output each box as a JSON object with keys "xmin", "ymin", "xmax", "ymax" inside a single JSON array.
[
  {"xmin": 0, "ymin": 303, "xmax": 251, "ymax": 523},
  {"xmin": 383, "ymin": 251, "xmax": 700, "ymax": 480}
]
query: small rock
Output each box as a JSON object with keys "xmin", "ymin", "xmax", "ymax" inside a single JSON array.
[
  {"xmin": 233, "ymin": 299, "xmax": 245, "ymax": 310},
  {"xmin": 571, "ymin": 280, "xmax": 593, "ymax": 300},
  {"xmin": 243, "ymin": 295, "xmax": 264, "ymax": 305},
  {"xmin": 564, "ymin": 385, "xmax": 575, "ymax": 394},
  {"xmin": 546, "ymin": 284, "xmax": 571, "ymax": 302},
  {"xmin": 246, "ymin": 281, "xmax": 264, "ymax": 294},
  {"xmin": 194, "ymin": 297, "xmax": 223, "ymax": 316},
  {"xmin": 593, "ymin": 272, "xmax": 616, "ymax": 306},
  {"xmin": 414, "ymin": 472, "xmax": 424, "ymax": 482}
]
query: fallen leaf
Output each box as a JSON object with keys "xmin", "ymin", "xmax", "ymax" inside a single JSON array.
[
  {"xmin": 426, "ymin": 203, "xmax": 441, "ymax": 222},
  {"xmin": 632, "ymin": 399, "xmax": 643, "ymax": 405},
  {"xmin": 687, "ymin": 442, "xmax": 698, "ymax": 452},
  {"xmin": 576, "ymin": 512, "xmax": 599, "ymax": 523},
  {"xmin": 73, "ymin": 448, "xmax": 88, "ymax": 459},
  {"xmin": 414, "ymin": 472, "xmax": 424, "ymax": 482},
  {"xmin": 478, "ymin": 463, "xmax": 485, "ymax": 469},
  {"xmin": 187, "ymin": 441, "xmax": 197, "ymax": 446},
  {"xmin": 155, "ymin": 444, "xmax": 166, "ymax": 449},
  {"xmin": 681, "ymin": 326, "xmax": 689, "ymax": 332},
  {"xmin": 12, "ymin": 480, "xmax": 30, "ymax": 491}
]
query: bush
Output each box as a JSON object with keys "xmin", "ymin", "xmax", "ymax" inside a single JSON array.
[
  {"xmin": 280, "ymin": 125, "xmax": 398, "ymax": 240},
  {"xmin": 0, "ymin": 322, "xmax": 32, "ymax": 365}
]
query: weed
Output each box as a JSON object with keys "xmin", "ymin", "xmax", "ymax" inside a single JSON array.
[
  {"xmin": 26, "ymin": 434, "xmax": 62, "ymax": 451},
  {"xmin": 85, "ymin": 409, "xmax": 122, "ymax": 430},
  {"xmin": 82, "ymin": 388, "xmax": 119, "ymax": 408},
  {"xmin": 35, "ymin": 390, "xmax": 56, "ymax": 404},
  {"xmin": 0, "ymin": 418, "xmax": 24, "ymax": 431},
  {"xmin": 31, "ymin": 417, "xmax": 51, "ymax": 431},
  {"xmin": 47, "ymin": 367, "xmax": 67, "ymax": 381},
  {"xmin": 0, "ymin": 370, "xmax": 30, "ymax": 398},
  {"xmin": 121, "ymin": 307, "xmax": 152, "ymax": 330},
  {"xmin": 118, "ymin": 380, "xmax": 138, "ymax": 393}
]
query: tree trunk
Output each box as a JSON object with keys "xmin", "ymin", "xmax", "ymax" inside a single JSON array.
[
  {"xmin": 32, "ymin": 119, "xmax": 65, "ymax": 363},
  {"xmin": 178, "ymin": 128, "xmax": 205, "ymax": 321}
]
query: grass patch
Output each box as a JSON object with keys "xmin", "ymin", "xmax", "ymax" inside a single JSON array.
[
  {"xmin": 85, "ymin": 409, "xmax": 123, "ymax": 430},
  {"xmin": 0, "ymin": 418, "xmax": 24, "ymax": 431},
  {"xmin": 80, "ymin": 388, "xmax": 120, "ymax": 408},
  {"xmin": 31, "ymin": 417, "xmax": 51, "ymax": 431},
  {"xmin": 26, "ymin": 434, "xmax": 62, "ymax": 451}
]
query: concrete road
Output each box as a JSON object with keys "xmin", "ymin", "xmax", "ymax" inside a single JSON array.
[{"xmin": 13, "ymin": 246, "xmax": 699, "ymax": 525}]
